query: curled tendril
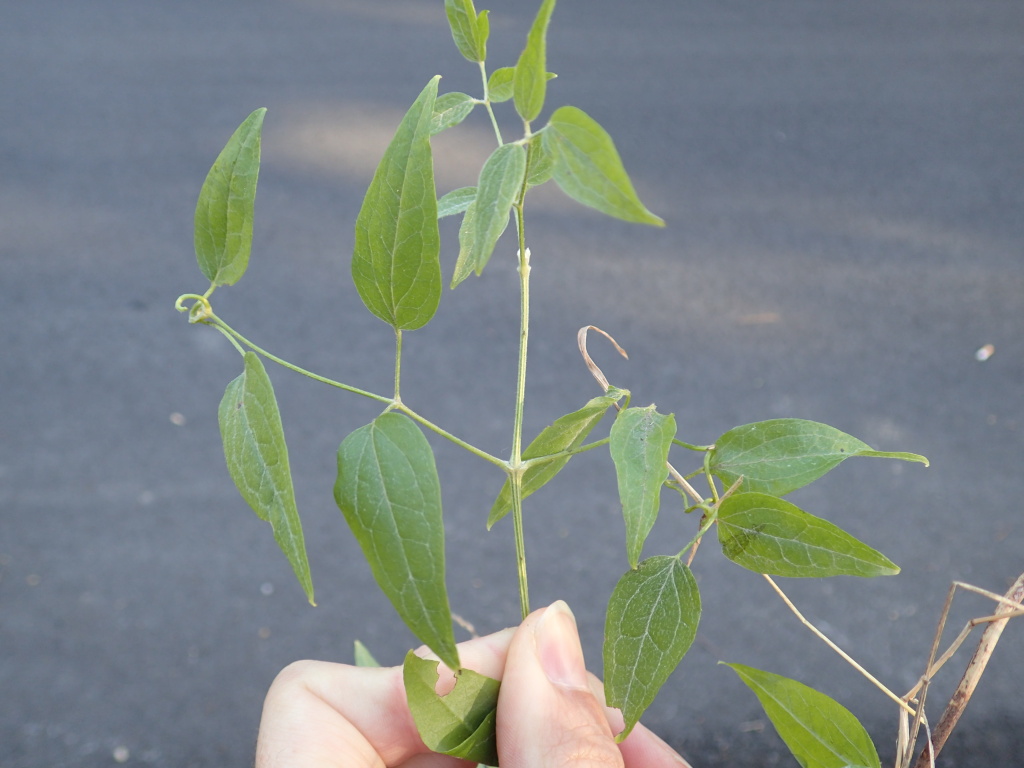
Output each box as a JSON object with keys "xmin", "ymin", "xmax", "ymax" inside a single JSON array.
[
  {"xmin": 576, "ymin": 325, "xmax": 628, "ymax": 393},
  {"xmin": 174, "ymin": 293, "xmax": 214, "ymax": 324}
]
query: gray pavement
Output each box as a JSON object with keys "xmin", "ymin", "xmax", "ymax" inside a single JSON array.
[{"xmin": 3, "ymin": 1, "xmax": 1023, "ymax": 766}]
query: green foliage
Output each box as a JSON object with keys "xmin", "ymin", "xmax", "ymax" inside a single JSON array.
[
  {"xmin": 452, "ymin": 143, "xmax": 526, "ymax": 287},
  {"xmin": 604, "ymin": 556, "xmax": 700, "ymax": 741},
  {"xmin": 723, "ymin": 664, "xmax": 881, "ymax": 768},
  {"xmin": 218, "ymin": 352, "xmax": 313, "ymax": 604},
  {"xmin": 710, "ymin": 418, "xmax": 928, "ymax": 496},
  {"xmin": 403, "ymin": 651, "xmax": 501, "ymax": 764},
  {"xmin": 179, "ymin": 3, "xmax": 931, "ymax": 764},
  {"xmin": 543, "ymin": 106, "xmax": 665, "ymax": 226},
  {"xmin": 513, "ymin": 0, "xmax": 557, "ymax": 122},
  {"xmin": 353, "ymin": 640, "xmax": 380, "ymax": 667},
  {"xmin": 334, "ymin": 412, "xmax": 459, "ymax": 671},
  {"xmin": 489, "ymin": 391, "xmax": 622, "ymax": 528},
  {"xmin": 352, "ymin": 77, "xmax": 442, "ymax": 331},
  {"xmin": 194, "ymin": 108, "xmax": 265, "ymax": 289},
  {"xmin": 717, "ymin": 492, "xmax": 900, "ymax": 578},
  {"xmin": 609, "ymin": 406, "xmax": 677, "ymax": 568}
]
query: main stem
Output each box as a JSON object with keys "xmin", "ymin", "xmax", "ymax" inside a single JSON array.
[{"xmin": 510, "ymin": 199, "xmax": 532, "ymax": 620}]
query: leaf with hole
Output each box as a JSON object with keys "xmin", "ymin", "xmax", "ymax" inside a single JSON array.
[
  {"xmin": 610, "ymin": 406, "xmax": 676, "ymax": 568},
  {"xmin": 334, "ymin": 412, "xmax": 458, "ymax": 670},
  {"xmin": 717, "ymin": 492, "xmax": 899, "ymax": 578},
  {"xmin": 194, "ymin": 108, "xmax": 265, "ymax": 288},
  {"xmin": 452, "ymin": 143, "xmax": 526, "ymax": 287},
  {"xmin": 444, "ymin": 0, "xmax": 489, "ymax": 63},
  {"xmin": 604, "ymin": 556, "xmax": 700, "ymax": 741},
  {"xmin": 542, "ymin": 106, "xmax": 664, "ymax": 226},
  {"xmin": 352, "ymin": 77, "xmax": 442, "ymax": 330},
  {"xmin": 709, "ymin": 419, "xmax": 928, "ymax": 497},
  {"xmin": 489, "ymin": 392, "xmax": 621, "ymax": 528},
  {"xmin": 723, "ymin": 664, "xmax": 881, "ymax": 768},
  {"xmin": 218, "ymin": 352, "xmax": 313, "ymax": 605},
  {"xmin": 513, "ymin": 0, "xmax": 556, "ymax": 122},
  {"xmin": 403, "ymin": 651, "xmax": 500, "ymax": 765}
]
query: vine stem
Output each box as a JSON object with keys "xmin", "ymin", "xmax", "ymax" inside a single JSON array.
[
  {"xmin": 478, "ymin": 61, "xmax": 503, "ymax": 145},
  {"xmin": 509, "ymin": 157, "xmax": 533, "ymax": 620}
]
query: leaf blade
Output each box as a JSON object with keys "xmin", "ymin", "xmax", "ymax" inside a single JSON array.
[
  {"xmin": 604, "ymin": 556, "xmax": 700, "ymax": 741},
  {"xmin": 609, "ymin": 406, "xmax": 677, "ymax": 568},
  {"xmin": 542, "ymin": 106, "xmax": 664, "ymax": 226},
  {"xmin": 444, "ymin": 0, "xmax": 488, "ymax": 63},
  {"xmin": 437, "ymin": 186, "xmax": 477, "ymax": 219},
  {"xmin": 513, "ymin": 0, "xmax": 557, "ymax": 122},
  {"xmin": 352, "ymin": 77, "xmax": 442, "ymax": 331},
  {"xmin": 723, "ymin": 664, "xmax": 881, "ymax": 768},
  {"xmin": 451, "ymin": 143, "xmax": 526, "ymax": 287},
  {"xmin": 709, "ymin": 419, "xmax": 928, "ymax": 497},
  {"xmin": 431, "ymin": 92, "xmax": 477, "ymax": 136},
  {"xmin": 218, "ymin": 352, "xmax": 313, "ymax": 604},
  {"xmin": 334, "ymin": 413, "xmax": 458, "ymax": 670},
  {"xmin": 488, "ymin": 393, "xmax": 621, "ymax": 528},
  {"xmin": 716, "ymin": 492, "xmax": 900, "ymax": 578},
  {"xmin": 194, "ymin": 108, "xmax": 265, "ymax": 287},
  {"xmin": 403, "ymin": 651, "xmax": 500, "ymax": 765}
]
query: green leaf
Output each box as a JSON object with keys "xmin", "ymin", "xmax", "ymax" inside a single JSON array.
[
  {"xmin": 604, "ymin": 556, "xmax": 700, "ymax": 741},
  {"xmin": 445, "ymin": 0, "xmax": 489, "ymax": 63},
  {"xmin": 353, "ymin": 640, "xmax": 380, "ymax": 667},
  {"xmin": 609, "ymin": 406, "xmax": 677, "ymax": 568},
  {"xmin": 438, "ymin": 186, "xmax": 477, "ymax": 219},
  {"xmin": 709, "ymin": 419, "xmax": 929, "ymax": 497},
  {"xmin": 403, "ymin": 651, "xmax": 500, "ymax": 765},
  {"xmin": 431, "ymin": 92, "xmax": 477, "ymax": 136},
  {"xmin": 218, "ymin": 352, "xmax": 314, "ymax": 605},
  {"xmin": 542, "ymin": 106, "xmax": 664, "ymax": 226},
  {"xmin": 451, "ymin": 143, "xmax": 526, "ymax": 288},
  {"xmin": 717, "ymin": 492, "xmax": 900, "ymax": 578},
  {"xmin": 334, "ymin": 412, "xmax": 458, "ymax": 670},
  {"xmin": 489, "ymin": 67, "xmax": 556, "ymax": 104},
  {"xmin": 513, "ymin": 0, "xmax": 557, "ymax": 122},
  {"xmin": 488, "ymin": 392, "xmax": 622, "ymax": 528},
  {"xmin": 722, "ymin": 664, "xmax": 881, "ymax": 768},
  {"xmin": 352, "ymin": 77, "xmax": 442, "ymax": 331},
  {"xmin": 194, "ymin": 108, "xmax": 266, "ymax": 287},
  {"xmin": 525, "ymin": 135, "xmax": 554, "ymax": 187}
]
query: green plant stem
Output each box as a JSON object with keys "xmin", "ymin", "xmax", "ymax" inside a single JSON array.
[
  {"xmin": 394, "ymin": 328, "xmax": 403, "ymax": 402},
  {"xmin": 509, "ymin": 198, "xmax": 532, "ymax": 620},
  {"xmin": 396, "ymin": 404, "xmax": 507, "ymax": 470},
  {"xmin": 478, "ymin": 61, "xmax": 503, "ymax": 145},
  {"xmin": 672, "ymin": 438, "xmax": 713, "ymax": 452}
]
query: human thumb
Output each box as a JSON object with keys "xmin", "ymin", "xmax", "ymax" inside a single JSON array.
[{"xmin": 496, "ymin": 601, "xmax": 624, "ymax": 768}]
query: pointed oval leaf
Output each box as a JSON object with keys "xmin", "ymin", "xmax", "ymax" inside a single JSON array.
[
  {"xmin": 438, "ymin": 186, "xmax": 477, "ymax": 219},
  {"xmin": 610, "ymin": 406, "xmax": 677, "ymax": 568},
  {"xmin": 604, "ymin": 556, "xmax": 700, "ymax": 741},
  {"xmin": 542, "ymin": 106, "xmax": 664, "ymax": 226},
  {"xmin": 353, "ymin": 77, "xmax": 442, "ymax": 330},
  {"xmin": 451, "ymin": 143, "xmax": 526, "ymax": 288},
  {"xmin": 218, "ymin": 352, "xmax": 313, "ymax": 604},
  {"xmin": 194, "ymin": 108, "xmax": 266, "ymax": 287},
  {"xmin": 334, "ymin": 412, "xmax": 458, "ymax": 670},
  {"xmin": 489, "ymin": 392, "xmax": 621, "ymax": 528},
  {"xmin": 431, "ymin": 92, "xmax": 477, "ymax": 136},
  {"xmin": 403, "ymin": 651, "xmax": 500, "ymax": 765},
  {"xmin": 513, "ymin": 0, "xmax": 557, "ymax": 122},
  {"xmin": 709, "ymin": 419, "xmax": 928, "ymax": 497},
  {"xmin": 722, "ymin": 664, "xmax": 881, "ymax": 768},
  {"xmin": 444, "ymin": 0, "xmax": 488, "ymax": 63},
  {"xmin": 717, "ymin": 492, "xmax": 900, "ymax": 578}
]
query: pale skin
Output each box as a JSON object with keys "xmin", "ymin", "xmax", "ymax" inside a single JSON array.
[{"xmin": 256, "ymin": 600, "xmax": 693, "ymax": 768}]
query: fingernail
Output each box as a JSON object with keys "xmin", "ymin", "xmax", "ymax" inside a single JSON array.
[{"xmin": 535, "ymin": 600, "xmax": 589, "ymax": 691}]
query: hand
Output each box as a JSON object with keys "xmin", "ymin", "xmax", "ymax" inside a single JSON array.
[{"xmin": 255, "ymin": 600, "xmax": 692, "ymax": 768}]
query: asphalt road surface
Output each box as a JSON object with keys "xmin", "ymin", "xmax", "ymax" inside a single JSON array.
[{"xmin": 3, "ymin": 1, "xmax": 1023, "ymax": 766}]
